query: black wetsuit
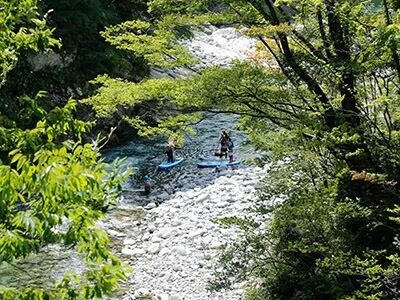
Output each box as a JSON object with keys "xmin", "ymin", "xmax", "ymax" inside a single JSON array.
[
  {"xmin": 165, "ymin": 147, "xmax": 174, "ymax": 163},
  {"xmin": 220, "ymin": 136, "xmax": 228, "ymax": 159}
]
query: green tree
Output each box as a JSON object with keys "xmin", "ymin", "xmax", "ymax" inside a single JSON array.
[
  {"xmin": 0, "ymin": 0, "xmax": 150, "ymax": 126},
  {"xmin": 0, "ymin": 1, "xmax": 130, "ymax": 298}
]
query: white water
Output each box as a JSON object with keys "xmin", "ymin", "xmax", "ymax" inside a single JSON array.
[{"xmin": 150, "ymin": 26, "xmax": 256, "ymax": 78}]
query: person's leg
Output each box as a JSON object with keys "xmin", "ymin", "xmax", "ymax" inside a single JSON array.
[{"xmin": 221, "ymin": 147, "xmax": 227, "ymax": 159}]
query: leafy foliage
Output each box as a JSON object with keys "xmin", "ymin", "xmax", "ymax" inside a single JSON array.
[
  {"xmin": 0, "ymin": 100, "xmax": 131, "ymax": 298},
  {"xmin": 0, "ymin": 1, "xmax": 131, "ymax": 298},
  {"xmin": 0, "ymin": 0, "xmax": 59, "ymax": 86}
]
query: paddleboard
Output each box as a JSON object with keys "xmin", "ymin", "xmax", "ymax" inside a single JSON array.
[
  {"xmin": 197, "ymin": 160, "xmax": 240, "ymax": 168},
  {"xmin": 199, "ymin": 155, "xmax": 227, "ymax": 161},
  {"xmin": 158, "ymin": 157, "xmax": 185, "ymax": 170}
]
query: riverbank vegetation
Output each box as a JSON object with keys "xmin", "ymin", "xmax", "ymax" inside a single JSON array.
[{"xmin": 85, "ymin": 0, "xmax": 400, "ymax": 299}]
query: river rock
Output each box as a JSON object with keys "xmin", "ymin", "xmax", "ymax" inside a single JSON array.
[
  {"xmin": 151, "ymin": 236, "xmax": 163, "ymax": 243},
  {"xmin": 124, "ymin": 238, "xmax": 136, "ymax": 245},
  {"xmin": 121, "ymin": 248, "xmax": 137, "ymax": 256},
  {"xmin": 200, "ymin": 236, "xmax": 213, "ymax": 248},
  {"xmin": 156, "ymin": 228, "xmax": 174, "ymax": 239},
  {"xmin": 210, "ymin": 240, "xmax": 224, "ymax": 249},
  {"xmin": 196, "ymin": 192, "xmax": 210, "ymax": 203},
  {"xmin": 147, "ymin": 243, "xmax": 161, "ymax": 254},
  {"xmin": 158, "ymin": 192, "xmax": 170, "ymax": 201},
  {"xmin": 133, "ymin": 288, "xmax": 153, "ymax": 299},
  {"xmin": 159, "ymin": 248, "xmax": 170, "ymax": 256},
  {"xmin": 145, "ymin": 202, "xmax": 157, "ymax": 210},
  {"xmin": 188, "ymin": 229, "xmax": 205, "ymax": 238},
  {"xmin": 108, "ymin": 229, "xmax": 126, "ymax": 238},
  {"xmin": 216, "ymin": 201, "xmax": 229, "ymax": 208},
  {"xmin": 172, "ymin": 245, "xmax": 188, "ymax": 256},
  {"xmin": 158, "ymin": 294, "xmax": 170, "ymax": 300},
  {"xmin": 171, "ymin": 218, "xmax": 182, "ymax": 227}
]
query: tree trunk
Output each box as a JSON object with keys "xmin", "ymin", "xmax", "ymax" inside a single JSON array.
[{"xmin": 324, "ymin": 0, "xmax": 360, "ymax": 126}]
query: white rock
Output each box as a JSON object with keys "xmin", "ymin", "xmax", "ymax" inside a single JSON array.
[
  {"xmin": 201, "ymin": 236, "xmax": 213, "ymax": 247},
  {"xmin": 158, "ymin": 294, "xmax": 170, "ymax": 300},
  {"xmin": 148, "ymin": 225, "xmax": 157, "ymax": 233},
  {"xmin": 172, "ymin": 245, "xmax": 188, "ymax": 256},
  {"xmin": 147, "ymin": 243, "xmax": 161, "ymax": 254},
  {"xmin": 188, "ymin": 229, "xmax": 205, "ymax": 238},
  {"xmin": 142, "ymin": 233, "xmax": 150, "ymax": 241},
  {"xmin": 121, "ymin": 248, "xmax": 136, "ymax": 256},
  {"xmin": 171, "ymin": 219, "xmax": 182, "ymax": 227},
  {"xmin": 216, "ymin": 201, "xmax": 229, "ymax": 208},
  {"xmin": 145, "ymin": 202, "xmax": 157, "ymax": 209},
  {"xmin": 187, "ymin": 213, "xmax": 198, "ymax": 223},
  {"xmin": 184, "ymin": 191, "xmax": 196, "ymax": 199},
  {"xmin": 159, "ymin": 248, "xmax": 170, "ymax": 256},
  {"xmin": 131, "ymin": 248, "xmax": 146, "ymax": 255},
  {"xmin": 172, "ymin": 265, "xmax": 183, "ymax": 272},
  {"xmin": 196, "ymin": 192, "xmax": 210, "ymax": 203},
  {"xmin": 156, "ymin": 228, "xmax": 175, "ymax": 239},
  {"xmin": 123, "ymin": 238, "xmax": 136, "ymax": 245},
  {"xmin": 133, "ymin": 288, "xmax": 151, "ymax": 299},
  {"xmin": 210, "ymin": 241, "xmax": 224, "ymax": 249},
  {"xmin": 107, "ymin": 229, "xmax": 124, "ymax": 237},
  {"xmin": 158, "ymin": 192, "xmax": 170, "ymax": 200}
]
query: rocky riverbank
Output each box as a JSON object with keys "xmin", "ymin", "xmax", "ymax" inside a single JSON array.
[{"xmin": 104, "ymin": 163, "xmax": 269, "ymax": 300}]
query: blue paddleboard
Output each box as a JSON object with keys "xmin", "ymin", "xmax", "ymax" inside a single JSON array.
[
  {"xmin": 158, "ymin": 157, "xmax": 185, "ymax": 170},
  {"xmin": 199, "ymin": 155, "xmax": 225, "ymax": 161},
  {"xmin": 197, "ymin": 160, "xmax": 240, "ymax": 168}
]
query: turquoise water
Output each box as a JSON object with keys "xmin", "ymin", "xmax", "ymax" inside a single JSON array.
[{"xmin": 102, "ymin": 113, "xmax": 251, "ymax": 190}]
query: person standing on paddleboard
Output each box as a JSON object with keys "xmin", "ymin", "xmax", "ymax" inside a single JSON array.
[
  {"xmin": 219, "ymin": 129, "xmax": 229, "ymax": 159},
  {"xmin": 165, "ymin": 142, "xmax": 176, "ymax": 163}
]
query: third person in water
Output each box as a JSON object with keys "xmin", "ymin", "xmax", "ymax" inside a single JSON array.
[{"xmin": 219, "ymin": 129, "xmax": 229, "ymax": 159}]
